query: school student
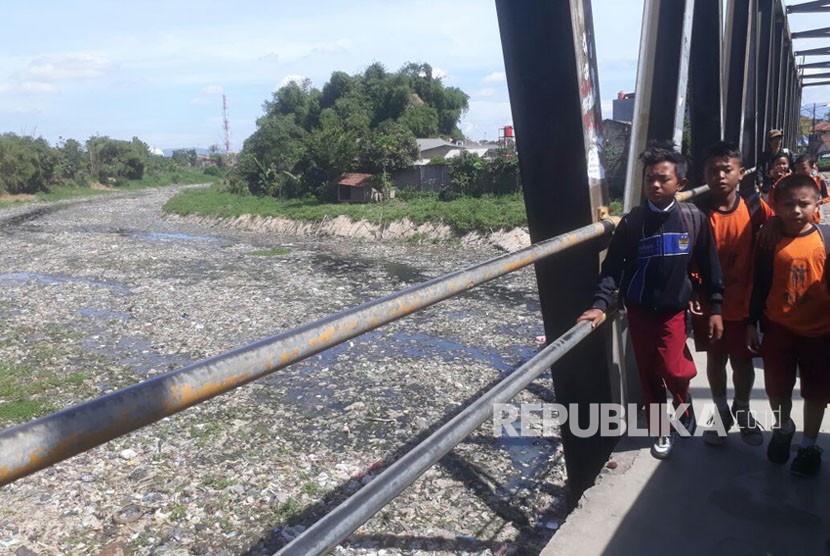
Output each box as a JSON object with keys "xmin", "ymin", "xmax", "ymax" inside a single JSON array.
[
  {"xmin": 748, "ymin": 174, "xmax": 830, "ymax": 477},
  {"xmin": 578, "ymin": 142, "xmax": 724, "ymax": 460},
  {"xmin": 692, "ymin": 142, "xmax": 774, "ymax": 447}
]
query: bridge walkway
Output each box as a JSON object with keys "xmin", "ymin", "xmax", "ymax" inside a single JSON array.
[{"xmin": 541, "ymin": 342, "xmax": 830, "ymax": 556}]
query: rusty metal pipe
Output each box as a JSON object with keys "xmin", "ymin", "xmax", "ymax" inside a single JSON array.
[
  {"xmin": 0, "ymin": 217, "xmax": 618, "ymax": 486},
  {"xmin": 675, "ymin": 184, "xmax": 710, "ymax": 202},
  {"xmin": 275, "ymin": 316, "xmax": 602, "ymax": 556}
]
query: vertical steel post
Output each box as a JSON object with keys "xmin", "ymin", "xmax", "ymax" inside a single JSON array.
[
  {"xmin": 495, "ymin": 0, "xmax": 616, "ymax": 502},
  {"xmin": 624, "ymin": 0, "xmax": 695, "ymax": 211},
  {"xmin": 724, "ymin": 0, "xmax": 751, "ymax": 148},
  {"xmin": 743, "ymin": 0, "xmax": 759, "ymax": 164},
  {"xmin": 689, "ymin": 0, "xmax": 723, "ymax": 185},
  {"xmin": 756, "ymin": 0, "xmax": 774, "ymax": 163},
  {"xmin": 778, "ymin": 50, "xmax": 791, "ymax": 137},
  {"xmin": 769, "ymin": 15, "xmax": 783, "ymax": 128}
]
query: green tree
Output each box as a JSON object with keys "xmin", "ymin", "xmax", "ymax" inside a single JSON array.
[
  {"xmin": 85, "ymin": 136, "xmax": 148, "ymax": 183},
  {"xmin": 56, "ymin": 137, "xmax": 86, "ymax": 182},
  {"xmin": 0, "ymin": 134, "xmax": 58, "ymax": 194},
  {"xmin": 358, "ymin": 121, "xmax": 419, "ymax": 174},
  {"xmin": 235, "ymin": 114, "xmax": 307, "ymax": 196},
  {"xmin": 171, "ymin": 149, "xmax": 198, "ymax": 167},
  {"xmin": 236, "ymin": 60, "xmax": 470, "ymax": 200}
]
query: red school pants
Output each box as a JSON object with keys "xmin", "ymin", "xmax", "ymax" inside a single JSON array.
[{"xmin": 626, "ymin": 303, "xmax": 697, "ymax": 425}]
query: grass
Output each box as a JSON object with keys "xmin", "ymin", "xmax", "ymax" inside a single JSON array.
[
  {"xmin": 0, "ymin": 363, "xmax": 88, "ymax": 424},
  {"xmin": 164, "ymin": 185, "xmax": 529, "ymax": 235},
  {"xmin": 0, "ymin": 169, "xmax": 222, "ymax": 207},
  {"xmin": 248, "ymin": 246, "xmax": 290, "ymax": 256}
]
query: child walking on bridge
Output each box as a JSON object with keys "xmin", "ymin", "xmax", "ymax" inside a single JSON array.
[
  {"xmin": 578, "ymin": 142, "xmax": 724, "ymax": 460},
  {"xmin": 748, "ymin": 174, "xmax": 830, "ymax": 477},
  {"xmin": 692, "ymin": 142, "xmax": 773, "ymax": 447}
]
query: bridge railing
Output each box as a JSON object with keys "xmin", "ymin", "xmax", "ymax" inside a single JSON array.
[
  {"xmin": 0, "ymin": 215, "xmax": 619, "ymax": 487},
  {"xmin": 274, "ymin": 187, "xmax": 713, "ymax": 556}
]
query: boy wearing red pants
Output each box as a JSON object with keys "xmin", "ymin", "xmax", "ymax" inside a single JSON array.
[
  {"xmin": 748, "ymin": 174, "xmax": 830, "ymax": 477},
  {"xmin": 578, "ymin": 143, "xmax": 724, "ymax": 460},
  {"xmin": 692, "ymin": 142, "xmax": 774, "ymax": 447}
]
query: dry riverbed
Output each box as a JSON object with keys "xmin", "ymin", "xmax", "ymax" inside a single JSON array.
[{"xmin": 0, "ymin": 186, "xmax": 566, "ymax": 555}]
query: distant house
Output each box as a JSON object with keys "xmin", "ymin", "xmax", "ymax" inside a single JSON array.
[
  {"xmin": 337, "ymin": 172, "xmax": 375, "ymax": 203},
  {"xmin": 414, "ymin": 138, "xmax": 502, "ymax": 165},
  {"xmin": 415, "ymin": 138, "xmax": 463, "ymax": 163}
]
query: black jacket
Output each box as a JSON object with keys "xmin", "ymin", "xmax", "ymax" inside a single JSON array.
[{"xmin": 592, "ymin": 202, "xmax": 724, "ymax": 314}]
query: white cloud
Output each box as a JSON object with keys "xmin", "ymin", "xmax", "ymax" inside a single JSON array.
[
  {"xmin": 0, "ymin": 80, "xmax": 58, "ymax": 96},
  {"xmin": 433, "ymin": 67, "xmax": 448, "ymax": 80},
  {"xmin": 483, "ymin": 71, "xmax": 505, "ymax": 84},
  {"xmin": 23, "ymin": 54, "xmax": 112, "ymax": 82},
  {"xmin": 200, "ymin": 84, "xmax": 223, "ymax": 95},
  {"xmin": 474, "ymin": 88, "xmax": 496, "ymax": 98},
  {"xmin": 19, "ymin": 81, "xmax": 58, "ymax": 94},
  {"xmin": 461, "ymin": 100, "xmax": 512, "ymax": 140},
  {"xmin": 190, "ymin": 96, "xmax": 215, "ymax": 106},
  {"xmin": 278, "ymin": 74, "xmax": 311, "ymax": 89}
]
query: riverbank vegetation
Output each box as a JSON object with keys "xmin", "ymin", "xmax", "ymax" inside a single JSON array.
[
  {"xmin": 0, "ymin": 133, "xmax": 221, "ymax": 208},
  {"xmin": 164, "ymin": 184, "xmax": 528, "ymax": 234}
]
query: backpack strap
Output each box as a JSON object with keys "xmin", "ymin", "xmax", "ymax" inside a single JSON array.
[
  {"xmin": 623, "ymin": 206, "xmax": 644, "ymax": 264},
  {"xmin": 745, "ymin": 193, "xmax": 766, "ymax": 236},
  {"xmin": 678, "ymin": 201, "xmax": 705, "ymax": 254},
  {"xmin": 818, "ymin": 223, "xmax": 830, "ymax": 258}
]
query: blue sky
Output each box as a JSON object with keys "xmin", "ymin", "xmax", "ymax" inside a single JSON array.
[{"xmin": 1, "ymin": 1, "xmax": 827, "ymax": 151}]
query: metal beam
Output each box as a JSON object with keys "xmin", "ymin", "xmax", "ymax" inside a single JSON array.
[
  {"xmin": 800, "ymin": 60, "xmax": 830, "ymax": 69},
  {"xmin": 769, "ymin": 15, "xmax": 784, "ymax": 127},
  {"xmin": 756, "ymin": 0, "xmax": 774, "ymax": 165},
  {"xmin": 742, "ymin": 0, "xmax": 758, "ymax": 163},
  {"xmin": 624, "ymin": 0, "xmax": 694, "ymax": 211},
  {"xmin": 792, "ymin": 26, "xmax": 830, "ymax": 38},
  {"xmin": 690, "ymin": 0, "xmax": 723, "ymax": 185},
  {"xmin": 802, "ymin": 72, "xmax": 830, "ymax": 79},
  {"xmin": 787, "ymin": 0, "xmax": 830, "ymax": 13},
  {"xmin": 803, "ymin": 79, "xmax": 830, "ymax": 86},
  {"xmin": 794, "ymin": 46, "xmax": 830, "ymax": 56},
  {"xmin": 724, "ymin": 0, "xmax": 751, "ymax": 148},
  {"xmin": 496, "ymin": 0, "xmax": 616, "ymax": 502}
]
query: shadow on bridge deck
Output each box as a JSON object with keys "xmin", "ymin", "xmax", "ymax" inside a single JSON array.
[{"xmin": 542, "ymin": 341, "xmax": 830, "ymax": 556}]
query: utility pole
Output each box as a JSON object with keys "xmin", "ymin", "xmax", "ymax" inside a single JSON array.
[
  {"xmin": 222, "ymin": 94, "xmax": 232, "ymax": 155},
  {"xmin": 813, "ymin": 102, "xmax": 817, "ymax": 136}
]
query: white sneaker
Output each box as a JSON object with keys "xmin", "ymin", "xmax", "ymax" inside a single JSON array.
[{"xmin": 651, "ymin": 434, "xmax": 674, "ymax": 459}]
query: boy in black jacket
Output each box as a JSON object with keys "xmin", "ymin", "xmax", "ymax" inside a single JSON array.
[{"xmin": 578, "ymin": 143, "xmax": 724, "ymax": 459}]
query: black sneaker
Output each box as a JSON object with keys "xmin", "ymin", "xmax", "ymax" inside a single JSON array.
[
  {"xmin": 702, "ymin": 406, "xmax": 734, "ymax": 446},
  {"xmin": 733, "ymin": 404, "xmax": 764, "ymax": 447},
  {"xmin": 676, "ymin": 394, "xmax": 696, "ymax": 438},
  {"xmin": 767, "ymin": 420, "xmax": 795, "ymax": 464},
  {"xmin": 791, "ymin": 445, "xmax": 823, "ymax": 477}
]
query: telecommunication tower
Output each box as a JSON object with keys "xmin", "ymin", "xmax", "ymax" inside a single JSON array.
[{"xmin": 222, "ymin": 94, "xmax": 232, "ymax": 155}]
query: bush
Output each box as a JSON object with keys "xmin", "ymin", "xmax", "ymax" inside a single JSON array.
[{"xmin": 440, "ymin": 150, "xmax": 520, "ymax": 200}]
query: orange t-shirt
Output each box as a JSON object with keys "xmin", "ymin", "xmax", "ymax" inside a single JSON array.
[
  {"xmin": 709, "ymin": 196, "xmax": 774, "ymax": 321},
  {"xmin": 765, "ymin": 227, "xmax": 830, "ymax": 337}
]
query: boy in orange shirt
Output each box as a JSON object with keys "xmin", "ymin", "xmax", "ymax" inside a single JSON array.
[
  {"xmin": 793, "ymin": 154, "xmax": 829, "ymax": 199},
  {"xmin": 693, "ymin": 142, "xmax": 774, "ymax": 446},
  {"xmin": 748, "ymin": 174, "xmax": 830, "ymax": 477}
]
